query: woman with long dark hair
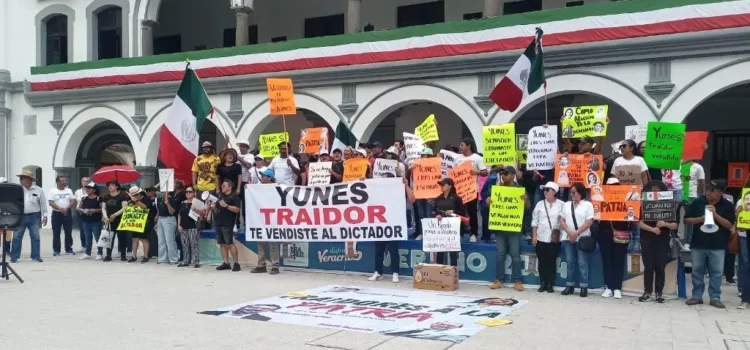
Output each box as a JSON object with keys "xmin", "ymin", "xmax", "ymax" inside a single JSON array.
[
  {"xmin": 77, "ymin": 182, "xmax": 103, "ymax": 260},
  {"xmin": 638, "ymin": 180, "xmax": 678, "ymax": 303},
  {"xmin": 559, "ymin": 182, "xmax": 595, "ymax": 297},
  {"xmin": 457, "ymin": 138, "xmax": 487, "ymax": 242},
  {"xmin": 368, "ymin": 176, "xmax": 415, "ymax": 282},
  {"xmin": 432, "ymin": 178, "xmax": 465, "ymax": 267},
  {"xmin": 101, "ymin": 181, "xmax": 129, "ymax": 262}
]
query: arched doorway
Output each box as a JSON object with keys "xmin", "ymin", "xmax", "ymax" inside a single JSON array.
[
  {"xmin": 75, "ymin": 121, "xmax": 135, "ymax": 180},
  {"xmin": 368, "ymin": 102, "xmax": 472, "ymax": 150}
]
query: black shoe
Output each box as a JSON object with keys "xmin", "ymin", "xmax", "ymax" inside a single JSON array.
[
  {"xmin": 232, "ymin": 263, "xmax": 241, "ymax": 272},
  {"xmin": 580, "ymin": 288, "xmax": 588, "ymax": 297},
  {"xmin": 127, "ymin": 257, "xmax": 137, "ymax": 263},
  {"xmin": 655, "ymin": 293, "xmax": 665, "ymax": 303},
  {"xmin": 103, "ymin": 256, "xmax": 112, "ymax": 262},
  {"xmin": 250, "ymin": 266, "xmax": 267, "ymax": 273},
  {"xmin": 270, "ymin": 268, "xmax": 280, "ymax": 275},
  {"xmin": 120, "ymin": 253, "xmax": 126, "ymax": 262},
  {"xmin": 194, "ymin": 264, "xmax": 201, "ymax": 268},
  {"xmin": 177, "ymin": 263, "xmax": 188, "ymax": 267},
  {"xmin": 639, "ymin": 293, "xmax": 652, "ymax": 302},
  {"xmin": 140, "ymin": 257, "xmax": 149, "ymax": 263},
  {"xmin": 561, "ymin": 287, "xmax": 574, "ymax": 295},
  {"xmin": 538, "ymin": 283, "xmax": 547, "ymax": 293},
  {"xmin": 216, "ymin": 262, "xmax": 231, "ymax": 271},
  {"xmin": 546, "ymin": 284, "xmax": 555, "ymax": 293}
]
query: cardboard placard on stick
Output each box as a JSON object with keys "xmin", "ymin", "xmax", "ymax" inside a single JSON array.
[
  {"xmin": 158, "ymin": 169, "xmax": 174, "ymax": 192},
  {"xmin": 343, "ymin": 158, "xmax": 369, "ymax": 182},
  {"xmin": 645, "ymin": 121, "xmax": 685, "ymax": 170},
  {"xmin": 448, "ymin": 161, "xmax": 477, "ymax": 204},
  {"xmin": 266, "ymin": 78, "xmax": 297, "ymax": 115},
  {"xmin": 258, "ymin": 132, "xmax": 289, "ymax": 159},
  {"xmin": 526, "ymin": 126, "xmax": 557, "ymax": 170},
  {"xmin": 412, "ymin": 157, "xmax": 442, "ymax": 199},
  {"xmin": 561, "ymin": 105, "xmax": 609, "ymax": 138},
  {"xmin": 307, "ymin": 162, "xmax": 332, "ymax": 186},
  {"xmin": 554, "ymin": 154, "xmax": 603, "ymax": 188},
  {"xmin": 482, "ymin": 124, "xmax": 516, "ymax": 167},
  {"xmin": 599, "ymin": 185, "xmax": 642, "ymax": 222},
  {"xmin": 415, "ymin": 114, "xmax": 439, "ymax": 142},
  {"xmin": 299, "ymin": 127, "xmax": 329, "ymax": 154}
]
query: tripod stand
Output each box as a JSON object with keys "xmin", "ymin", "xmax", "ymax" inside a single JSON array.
[{"xmin": 1, "ymin": 228, "xmax": 24, "ymax": 283}]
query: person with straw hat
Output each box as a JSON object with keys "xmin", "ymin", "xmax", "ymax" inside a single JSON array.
[{"xmin": 9, "ymin": 169, "xmax": 48, "ymax": 263}]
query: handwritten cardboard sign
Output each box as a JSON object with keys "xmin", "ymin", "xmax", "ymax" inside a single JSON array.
[
  {"xmin": 554, "ymin": 154, "xmax": 603, "ymax": 188},
  {"xmin": 561, "ymin": 105, "xmax": 608, "ymax": 138},
  {"xmin": 412, "ymin": 157, "xmax": 442, "ymax": 199},
  {"xmin": 421, "ymin": 217, "xmax": 461, "ymax": 252},
  {"xmin": 488, "ymin": 185, "xmax": 525, "ymax": 232},
  {"xmin": 483, "ymin": 123, "xmax": 516, "ymax": 167},
  {"xmin": 645, "ymin": 121, "xmax": 685, "ymax": 170},
  {"xmin": 343, "ymin": 158, "xmax": 369, "ymax": 182},
  {"xmin": 117, "ymin": 206, "xmax": 149, "ymax": 233},
  {"xmin": 625, "ymin": 125, "xmax": 647, "ymax": 143},
  {"xmin": 403, "ymin": 132, "xmax": 424, "ymax": 166},
  {"xmin": 439, "ymin": 150, "xmax": 459, "ymax": 178},
  {"xmin": 373, "ymin": 159, "xmax": 397, "ymax": 178},
  {"xmin": 642, "ymin": 191, "xmax": 677, "ymax": 221},
  {"xmin": 415, "ymin": 114, "xmax": 439, "ymax": 142},
  {"xmin": 158, "ymin": 169, "xmax": 174, "ymax": 192},
  {"xmin": 307, "ymin": 161, "xmax": 332, "ymax": 186},
  {"xmin": 299, "ymin": 127, "xmax": 329, "ymax": 155},
  {"xmin": 258, "ymin": 132, "xmax": 289, "ymax": 158},
  {"xmin": 266, "ymin": 78, "xmax": 296, "ymax": 115},
  {"xmin": 448, "ymin": 161, "xmax": 477, "ymax": 203},
  {"xmin": 599, "ymin": 185, "xmax": 642, "ymax": 222},
  {"xmin": 526, "ymin": 126, "xmax": 557, "ymax": 170}
]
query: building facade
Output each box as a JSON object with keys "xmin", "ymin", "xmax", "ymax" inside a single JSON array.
[{"xmin": 2, "ymin": 0, "xmax": 750, "ymax": 192}]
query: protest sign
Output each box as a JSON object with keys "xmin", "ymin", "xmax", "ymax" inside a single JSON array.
[
  {"xmin": 117, "ymin": 206, "xmax": 148, "ymax": 233},
  {"xmin": 373, "ymin": 159, "xmax": 397, "ymax": 178},
  {"xmin": 682, "ymin": 131, "xmax": 709, "ymax": 161},
  {"xmin": 403, "ymin": 132, "xmax": 424, "ymax": 166},
  {"xmin": 439, "ymin": 150, "xmax": 459, "ymax": 178},
  {"xmin": 259, "ymin": 132, "xmax": 289, "ymax": 158},
  {"xmin": 299, "ymin": 127, "xmax": 329, "ymax": 154},
  {"xmin": 421, "ymin": 217, "xmax": 461, "ymax": 252},
  {"xmin": 448, "ymin": 161, "xmax": 477, "ymax": 203},
  {"xmin": 613, "ymin": 164, "xmax": 644, "ymax": 186},
  {"xmin": 738, "ymin": 188, "xmax": 750, "ymax": 229},
  {"xmin": 554, "ymin": 154, "xmax": 603, "ymax": 188},
  {"xmin": 201, "ymin": 285, "xmax": 527, "ymax": 344},
  {"xmin": 158, "ymin": 169, "xmax": 174, "ymax": 192},
  {"xmin": 645, "ymin": 121, "xmax": 685, "ymax": 170},
  {"xmin": 488, "ymin": 186, "xmax": 525, "ymax": 232},
  {"xmin": 308, "ymin": 161, "xmax": 332, "ymax": 186},
  {"xmin": 517, "ymin": 134, "xmax": 528, "ymax": 165},
  {"xmin": 415, "ymin": 114, "xmax": 439, "ymax": 142},
  {"xmin": 561, "ymin": 105, "xmax": 608, "ymax": 138},
  {"xmin": 728, "ymin": 163, "xmax": 749, "ymax": 188},
  {"xmin": 412, "ymin": 157, "xmax": 442, "ymax": 199},
  {"xmin": 482, "ymin": 124, "xmax": 516, "ymax": 166},
  {"xmin": 642, "ymin": 191, "xmax": 677, "ymax": 221},
  {"xmin": 244, "ymin": 178, "xmax": 407, "ymax": 242},
  {"xmin": 266, "ymin": 78, "xmax": 296, "ymax": 115},
  {"xmin": 625, "ymin": 125, "xmax": 647, "ymax": 143},
  {"xmin": 343, "ymin": 158, "xmax": 369, "ymax": 182},
  {"xmin": 526, "ymin": 126, "xmax": 557, "ymax": 170},
  {"xmin": 599, "ymin": 185, "xmax": 642, "ymax": 222}
]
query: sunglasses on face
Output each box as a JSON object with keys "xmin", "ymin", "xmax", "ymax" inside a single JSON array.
[{"xmin": 186, "ymin": 190, "xmax": 194, "ymax": 193}]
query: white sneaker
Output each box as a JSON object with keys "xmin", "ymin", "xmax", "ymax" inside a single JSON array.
[
  {"xmin": 77, "ymin": 247, "xmax": 86, "ymax": 253},
  {"xmin": 368, "ymin": 272, "xmax": 381, "ymax": 281},
  {"xmin": 614, "ymin": 290, "xmax": 622, "ymax": 299},
  {"xmin": 95, "ymin": 254, "xmax": 103, "ymax": 261},
  {"xmin": 682, "ymin": 244, "xmax": 691, "ymax": 252},
  {"xmin": 602, "ymin": 288, "xmax": 613, "ymax": 298},
  {"xmin": 78, "ymin": 254, "xmax": 91, "ymax": 260},
  {"xmin": 415, "ymin": 235, "xmax": 422, "ymax": 240},
  {"xmin": 469, "ymin": 235, "xmax": 477, "ymax": 243},
  {"xmin": 392, "ymin": 273, "xmax": 400, "ymax": 283}
]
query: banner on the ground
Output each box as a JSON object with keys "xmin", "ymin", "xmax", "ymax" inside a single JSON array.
[
  {"xmin": 554, "ymin": 154, "xmax": 603, "ymax": 188},
  {"xmin": 737, "ymin": 188, "xmax": 750, "ymax": 229},
  {"xmin": 645, "ymin": 121, "xmax": 685, "ymax": 170},
  {"xmin": 259, "ymin": 132, "xmax": 289, "ymax": 158},
  {"xmin": 599, "ymin": 185, "xmax": 642, "ymax": 222},
  {"xmin": 642, "ymin": 191, "xmax": 677, "ymax": 221},
  {"xmin": 526, "ymin": 126, "xmax": 557, "ymax": 170},
  {"xmin": 307, "ymin": 162, "xmax": 332, "ymax": 186},
  {"xmin": 516, "ymin": 134, "xmax": 528, "ymax": 165},
  {"xmin": 412, "ymin": 157, "xmax": 442, "ymax": 199},
  {"xmin": 244, "ymin": 178, "xmax": 407, "ymax": 242},
  {"xmin": 415, "ymin": 114, "xmax": 439, "ymax": 142},
  {"xmin": 728, "ymin": 162, "xmax": 748, "ymax": 188},
  {"xmin": 117, "ymin": 205, "xmax": 148, "ymax": 233},
  {"xmin": 266, "ymin": 78, "xmax": 297, "ymax": 115},
  {"xmin": 625, "ymin": 125, "xmax": 647, "ymax": 143},
  {"xmin": 299, "ymin": 127, "xmax": 329, "ymax": 155},
  {"xmin": 439, "ymin": 150, "xmax": 459, "ymax": 178},
  {"xmin": 448, "ymin": 161, "xmax": 477, "ymax": 204},
  {"xmin": 373, "ymin": 159, "xmax": 397, "ymax": 179},
  {"xmin": 343, "ymin": 158, "xmax": 369, "ymax": 182},
  {"xmin": 421, "ymin": 217, "xmax": 461, "ymax": 252},
  {"xmin": 488, "ymin": 186, "xmax": 525, "ymax": 232},
  {"xmin": 403, "ymin": 132, "xmax": 424, "ymax": 166},
  {"xmin": 200, "ymin": 285, "xmax": 527, "ymax": 344},
  {"xmin": 482, "ymin": 123, "xmax": 516, "ymax": 167},
  {"xmin": 561, "ymin": 105, "xmax": 608, "ymax": 138}
]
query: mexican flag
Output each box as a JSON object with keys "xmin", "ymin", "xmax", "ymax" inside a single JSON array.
[
  {"xmin": 489, "ymin": 28, "xmax": 545, "ymax": 112},
  {"xmin": 158, "ymin": 67, "xmax": 214, "ymax": 184},
  {"xmin": 331, "ymin": 121, "xmax": 358, "ymax": 153}
]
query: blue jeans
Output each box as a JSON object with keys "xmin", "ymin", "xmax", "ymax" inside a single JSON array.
[
  {"xmin": 691, "ymin": 248, "xmax": 725, "ymax": 301},
  {"xmin": 672, "ymin": 189, "xmax": 683, "ymax": 202},
  {"xmin": 415, "ymin": 200, "xmax": 433, "ymax": 235},
  {"xmin": 157, "ymin": 217, "xmax": 180, "ymax": 263},
  {"xmin": 10, "ymin": 213, "xmax": 42, "ymax": 261},
  {"xmin": 739, "ymin": 236, "xmax": 748, "ymax": 294},
  {"xmin": 496, "ymin": 232, "xmax": 522, "ymax": 282},
  {"xmin": 76, "ymin": 212, "xmax": 85, "ymax": 249},
  {"xmin": 564, "ymin": 240, "xmax": 590, "ymax": 287},
  {"xmin": 81, "ymin": 220, "xmax": 102, "ymax": 256}
]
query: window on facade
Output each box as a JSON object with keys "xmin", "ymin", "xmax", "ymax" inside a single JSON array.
[
  {"xmin": 154, "ymin": 35, "xmax": 182, "ymax": 55},
  {"xmin": 223, "ymin": 25, "xmax": 259, "ymax": 48},
  {"xmin": 463, "ymin": 12, "xmax": 483, "ymax": 20},
  {"xmin": 503, "ymin": 0, "xmax": 542, "ymax": 15},
  {"xmin": 45, "ymin": 15, "xmax": 68, "ymax": 65},
  {"xmin": 397, "ymin": 1, "xmax": 445, "ymax": 28},
  {"xmin": 304, "ymin": 14, "xmax": 344, "ymax": 38},
  {"xmin": 566, "ymin": 1, "xmax": 584, "ymax": 6},
  {"xmin": 97, "ymin": 7, "xmax": 122, "ymax": 60}
]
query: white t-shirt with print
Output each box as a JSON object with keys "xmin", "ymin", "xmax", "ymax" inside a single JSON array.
[
  {"xmin": 686, "ymin": 162, "xmax": 705, "ymax": 198},
  {"xmin": 661, "ymin": 169, "xmax": 682, "ymax": 190},
  {"xmin": 456, "ymin": 153, "xmax": 487, "ymax": 186},
  {"xmin": 561, "ymin": 200, "xmax": 594, "ymax": 241},
  {"xmin": 248, "ymin": 166, "xmax": 268, "ymax": 185},
  {"xmin": 48, "ymin": 187, "xmax": 75, "ymax": 212},
  {"xmin": 238, "ymin": 153, "xmax": 254, "ymax": 183},
  {"xmin": 610, "ymin": 156, "xmax": 649, "ymax": 183},
  {"xmin": 269, "ymin": 156, "xmax": 300, "ymax": 185}
]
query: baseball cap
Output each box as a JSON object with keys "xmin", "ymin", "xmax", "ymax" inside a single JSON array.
[
  {"xmin": 254, "ymin": 154, "xmax": 264, "ymax": 160},
  {"xmin": 419, "ymin": 148, "xmax": 434, "ymax": 156},
  {"xmin": 260, "ymin": 168, "xmax": 274, "ymax": 178},
  {"xmin": 606, "ymin": 177, "xmax": 620, "ymax": 185},
  {"xmin": 371, "ymin": 141, "xmax": 383, "ymax": 148},
  {"xmin": 437, "ymin": 178, "xmax": 455, "ymax": 187},
  {"xmin": 85, "ymin": 181, "xmax": 97, "ymax": 188},
  {"xmin": 707, "ymin": 179, "xmax": 727, "ymax": 192},
  {"xmin": 201, "ymin": 141, "xmax": 213, "ymax": 148},
  {"xmin": 501, "ymin": 165, "xmax": 516, "ymax": 174},
  {"xmin": 580, "ymin": 136, "xmax": 596, "ymax": 145},
  {"xmin": 542, "ymin": 182, "xmax": 559, "ymax": 193},
  {"xmin": 236, "ymin": 140, "xmax": 251, "ymax": 147}
]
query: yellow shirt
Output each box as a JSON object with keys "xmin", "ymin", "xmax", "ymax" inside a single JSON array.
[{"xmin": 192, "ymin": 154, "xmax": 221, "ymax": 191}]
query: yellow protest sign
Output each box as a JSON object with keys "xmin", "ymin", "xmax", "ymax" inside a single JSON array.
[
  {"xmin": 561, "ymin": 105, "xmax": 609, "ymax": 138},
  {"xmin": 266, "ymin": 78, "xmax": 297, "ymax": 115},
  {"xmin": 258, "ymin": 132, "xmax": 289, "ymax": 159},
  {"xmin": 117, "ymin": 205, "xmax": 148, "ymax": 233},
  {"xmin": 488, "ymin": 185, "xmax": 525, "ymax": 232},
  {"xmin": 738, "ymin": 188, "xmax": 750, "ymax": 229},
  {"xmin": 482, "ymin": 123, "xmax": 516, "ymax": 167},
  {"xmin": 415, "ymin": 114, "xmax": 439, "ymax": 142}
]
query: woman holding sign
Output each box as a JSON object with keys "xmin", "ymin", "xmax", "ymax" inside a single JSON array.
[
  {"xmin": 177, "ymin": 186, "xmax": 200, "ymax": 268},
  {"xmin": 431, "ymin": 178, "xmax": 465, "ymax": 268},
  {"xmin": 638, "ymin": 180, "xmax": 679, "ymax": 303},
  {"xmin": 368, "ymin": 176, "xmax": 416, "ymax": 282},
  {"xmin": 560, "ymin": 182, "xmax": 595, "ymax": 297},
  {"xmin": 598, "ymin": 178, "xmax": 631, "ymax": 300},
  {"xmin": 101, "ymin": 181, "xmax": 129, "ymax": 262}
]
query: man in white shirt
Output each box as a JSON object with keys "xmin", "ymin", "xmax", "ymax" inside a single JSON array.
[
  {"xmin": 73, "ymin": 176, "xmax": 89, "ymax": 253},
  {"xmin": 48, "ymin": 176, "xmax": 77, "ymax": 256},
  {"xmin": 268, "ymin": 141, "xmax": 300, "ymax": 186},
  {"xmin": 10, "ymin": 169, "xmax": 48, "ymax": 263},
  {"xmin": 457, "ymin": 138, "xmax": 487, "ymax": 242}
]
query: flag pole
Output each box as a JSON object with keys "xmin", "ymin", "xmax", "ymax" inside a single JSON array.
[
  {"xmin": 282, "ymin": 115, "xmax": 290, "ymax": 155},
  {"xmin": 544, "ymin": 85, "xmax": 549, "ymax": 125}
]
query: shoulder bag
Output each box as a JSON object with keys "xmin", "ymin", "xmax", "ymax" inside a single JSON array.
[
  {"xmin": 611, "ymin": 222, "xmax": 631, "ymax": 244},
  {"xmin": 572, "ymin": 202, "xmax": 596, "ymax": 253},
  {"xmin": 543, "ymin": 201, "xmax": 561, "ymax": 244}
]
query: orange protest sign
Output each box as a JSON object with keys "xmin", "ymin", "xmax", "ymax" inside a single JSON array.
[
  {"xmin": 728, "ymin": 162, "xmax": 749, "ymax": 188},
  {"xmin": 299, "ymin": 127, "xmax": 329, "ymax": 154},
  {"xmin": 343, "ymin": 158, "xmax": 369, "ymax": 182},
  {"xmin": 266, "ymin": 78, "xmax": 297, "ymax": 115},
  {"xmin": 598, "ymin": 185, "xmax": 642, "ymax": 222},
  {"xmin": 412, "ymin": 157, "xmax": 442, "ymax": 199},
  {"xmin": 449, "ymin": 161, "xmax": 477, "ymax": 203},
  {"xmin": 554, "ymin": 154, "xmax": 603, "ymax": 188}
]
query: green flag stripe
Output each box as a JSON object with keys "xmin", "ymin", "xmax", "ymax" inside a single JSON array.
[{"xmin": 177, "ymin": 69, "xmax": 212, "ymax": 132}]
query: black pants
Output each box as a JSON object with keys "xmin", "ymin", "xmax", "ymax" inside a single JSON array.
[
  {"xmin": 374, "ymin": 241, "xmax": 400, "ymax": 274},
  {"xmin": 51, "ymin": 211, "xmax": 73, "ymax": 253},
  {"xmin": 725, "ymin": 252, "xmax": 736, "ymax": 281},
  {"xmin": 641, "ymin": 232, "xmax": 670, "ymax": 294},
  {"xmin": 436, "ymin": 252, "xmax": 458, "ymax": 267},
  {"xmin": 598, "ymin": 231, "xmax": 628, "ymax": 291},
  {"xmin": 238, "ymin": 182, "xmax": 248, "ymax": 229},
  {"xmin": 535, "ymin": 241, "xmax": 560, "ymax": 286},
  {"xmin": 466, "ymin": 199, "xmax": 480, "ymax": 239}
]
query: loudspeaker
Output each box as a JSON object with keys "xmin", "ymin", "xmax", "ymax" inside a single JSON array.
[{"xmin": 0, "ymin": 183, "xmax": 24, "ymax": 229}]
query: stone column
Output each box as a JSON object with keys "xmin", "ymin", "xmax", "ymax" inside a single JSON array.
[
  {"xmin": 234, "ymin": 7, "xmax": 252, "ymax": 46},
  {"xmin": 483, "ymin": 0, "xmax": 501, "ymax": 18},
  {"xmin": 346, "ymin": 0, "xmax": 361, "ymax": 34},
  {"xmin": 141, "ymin": 20, "xmax": 156, "ymax": 56},
  {"xmin": 135, "ymin": 166, "xmax": 157, "ymax": 188}
]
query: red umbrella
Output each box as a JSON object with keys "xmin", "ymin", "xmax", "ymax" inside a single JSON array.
[{"xmin": 91, "ymin": 165, "xmax": 143, "ymax": 185}]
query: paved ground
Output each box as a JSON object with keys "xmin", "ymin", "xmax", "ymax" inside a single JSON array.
[{"xmin": 1, "ymin": 230, "xmax": 749, "ymax": 350}]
